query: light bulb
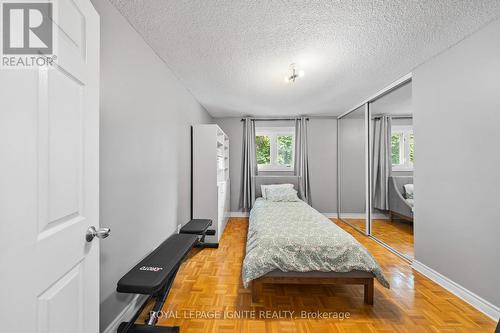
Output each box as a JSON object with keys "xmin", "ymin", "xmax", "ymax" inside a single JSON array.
[
  {"xmin": 284, "ymin": 76, "xmax": 290, "ymax": 83},
  {"xmin": 298, "ymin": 70, "xmax": 305, "ymax": 78}
]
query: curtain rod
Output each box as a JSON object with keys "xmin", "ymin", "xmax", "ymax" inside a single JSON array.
[
  {"xmin": 240, "ymin": 117, "xmax": 309, "ymax": 121},
  {"xmin": 372, "ymin": 114, "xmax": 413, "ymax": 119}
]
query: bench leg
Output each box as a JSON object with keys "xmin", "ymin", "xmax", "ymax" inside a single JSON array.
[
  {"xmin": 251, "ymin": 280, "xmax": 263, "ymax": 304},
  {"xmin": 364, "ymin": 279, "xmax": 374, "ymax": 305}
]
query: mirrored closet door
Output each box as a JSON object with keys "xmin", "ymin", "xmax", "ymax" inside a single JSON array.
[
  {"xmin": 337, "ymin": 75, "xmax": 414, "ymax": 260},
  {"xmin": 338, "ymin": 105, "xmax": 368, "ymax": 234},
  {"xmin": 369, "ymin": 81, "xmax": 414, "ymax": 259}
]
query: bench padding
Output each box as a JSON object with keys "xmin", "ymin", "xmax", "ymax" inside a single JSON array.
[
  {"xmin": 117, "ymin": 234, "xmax": 198, "ymax": 295},
  {"xmin": 179, "ymin": 219, "xmax": 212, "ymax": 234}
]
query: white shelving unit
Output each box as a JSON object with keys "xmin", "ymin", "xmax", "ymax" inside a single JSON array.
[{"xmin": 192, "ymin": 124, "xmax": 230, "ymax": 242}]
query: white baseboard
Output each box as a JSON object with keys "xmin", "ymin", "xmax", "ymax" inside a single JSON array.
[
  {"xmin": 412, "ymin": 260, "xmax": 500, "ymax": 321},
  {"xmin": 336, "ymin": 213, "xmax": 365, "ymax": 219},
  {"xmin": 372, "ymin": 213, "xmax": 391, "ymax": 220},
  {"xmin": 229, "ymin": 212, "xmax": 249, "ymax": 217},
  {"xmin": 102, "ymin": 295, "xmax": 148, "ymax": 333}
]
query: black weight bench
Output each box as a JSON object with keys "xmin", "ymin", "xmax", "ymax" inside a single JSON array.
[
  {"xmin": 179, "ymin": 218, "xmax": 218, "ymax": 248},
  {"xmin": 117, "ymin": 219, "xmax": 215, "ymax": 333}
]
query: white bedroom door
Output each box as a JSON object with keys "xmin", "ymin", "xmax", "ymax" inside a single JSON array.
[{"xmin": 0, "ymin": 1, "xmax": 101, "ymax": 332}]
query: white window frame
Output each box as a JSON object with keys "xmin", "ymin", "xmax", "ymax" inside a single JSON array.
[
  {"xmin": 255, "ymin": 127, "xmax": 295, "ymax": 172},
  {"xmin": 391, "ymin": 125, "xmax": 414, "ymax": 171}
]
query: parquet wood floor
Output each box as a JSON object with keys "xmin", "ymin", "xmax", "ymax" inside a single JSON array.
[
  {"xmin": 343, "ymin": 218, "xmax": 414, "ymax": 258},
  {"xmin": 136, "ymin": 218, "xmax": 495, "ymax": 332}
]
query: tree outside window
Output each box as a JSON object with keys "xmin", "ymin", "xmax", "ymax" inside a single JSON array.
[
  {"xmin": 277, "ymin": 135, "xmax": 293, "ymax": 166},
  {"xmin": 255, "ymin": 127, "xmax": 295, "ymax": 171},
  {"xmin": 256, "ymin": 135, "xmax": 271, "ymax": 165},
  {"xmin": 391, "ymin": 125, "xmax": 414, "ymax": 171}
]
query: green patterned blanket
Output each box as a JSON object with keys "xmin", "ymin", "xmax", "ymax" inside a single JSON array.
[{"xmin": 242, "ymin": 198, "xmax": 390, "ymax": 288}]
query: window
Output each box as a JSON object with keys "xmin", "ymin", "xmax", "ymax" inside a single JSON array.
[
  {"xmin": 391, "ymin": 126, "xmax": 414, "ymax": 171},
  {"xmin": 255, "ymin": 127, "xmax": 295, "ymax": 171}
]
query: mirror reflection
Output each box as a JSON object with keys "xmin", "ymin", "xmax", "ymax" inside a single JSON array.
[
  {"xmin": 370, "ymin": 81, "xmax": 414, "ymax": 258},
  {"xmin": 338, "ymin": 105, "xmax": 367, "ymax": 233}
]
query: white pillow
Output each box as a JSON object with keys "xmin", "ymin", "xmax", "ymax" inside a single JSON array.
[
  {"xmin": 404, "ymin": 184, "xmax": 414, "ymax": 199},
  {"xmin": 261, "ymin": 183, "xmax": 293, "ymax": 199},
  {"xmin": 266, "ymin": 187, "xmax": 300, "ymax": 202}
]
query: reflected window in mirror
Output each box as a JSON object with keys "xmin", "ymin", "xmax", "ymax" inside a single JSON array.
[{"xmin": 391, "ymin": 125, "xmax": 414, "ymax": 171}]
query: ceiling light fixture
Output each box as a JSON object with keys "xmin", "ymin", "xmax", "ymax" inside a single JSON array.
[{"xmin": 284, "ymin": 63, "xmax": 305, "ymax": 83}]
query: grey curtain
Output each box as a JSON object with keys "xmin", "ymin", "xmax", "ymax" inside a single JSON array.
[
  {"xmin": 240, "ymin": 118, "xmax": 257, "ymax": 210},
  {"xmin": 372, "ymin": 115, "xmax": 392, "ymax": 210},
  {"xmin": 294, "ymin": 117, "xmax": 311, "ymax": 205}
]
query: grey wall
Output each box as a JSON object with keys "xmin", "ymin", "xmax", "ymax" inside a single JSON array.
[
  {"xmin": 391, "ymin": 118, "xmax": 413, "ymax": 126},
  {"xmin": 307, "ymin": 118, "xmax": 338, "ymax": 214},
  {"xmin": 413, "ymin": 17, "xmax": 500, "ymax": 308},
  {"xmin": 338, "ymin": 110, "xmax": 366, "ymax": 214},
  {"xmin": 215, "ymin": 118, "xmax": 337, "ymax": 214},
  {"xmin": 92, "ymin": 0, "xmax": 213, "ymax": 331}
]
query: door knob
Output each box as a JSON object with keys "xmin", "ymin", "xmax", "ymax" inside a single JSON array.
[{"xmin": 86, "ymin": 226, "xmax": 111, "ymax": 242}]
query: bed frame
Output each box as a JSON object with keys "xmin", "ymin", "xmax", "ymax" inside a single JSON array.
[
  {"xmin": 251, "ymin": 270, "xmax": 374, "ymax": 305},
  {"xmin": 251, "ymin": 176, "xmax": 376, "ymax": 305}
]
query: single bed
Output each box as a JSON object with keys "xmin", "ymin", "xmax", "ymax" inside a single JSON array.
[{"xmin": 242, "ymin": 177, "xmax": 389, "ymax": 304}]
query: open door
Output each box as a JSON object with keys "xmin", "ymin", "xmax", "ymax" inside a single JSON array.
[{"xmin": 0, "ymin": 0, "xmax": 101, "ymax": 332}]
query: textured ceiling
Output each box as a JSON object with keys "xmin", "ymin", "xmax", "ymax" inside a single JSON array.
[{"xmin": 109, "ymin": 1, "xmax": 500, "ymax": 117}]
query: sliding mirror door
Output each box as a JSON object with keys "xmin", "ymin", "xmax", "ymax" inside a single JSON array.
[
  {"xmin": 338, "ymin": 105, "xmax": 368, "ymax": 233},
  {"xmin": 369, "ymin": 80, "xmax": 414, "ymax": 258}
]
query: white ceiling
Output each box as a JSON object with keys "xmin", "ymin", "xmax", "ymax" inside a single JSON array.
[{"xmin": 109, "ymin": 1, "xmax": 500, "ymax": 117}]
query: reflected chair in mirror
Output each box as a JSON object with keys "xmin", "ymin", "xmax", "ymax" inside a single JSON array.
[{"xmin": 388, "ymin": 176, "xmax": 414, "ymax": 222}]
